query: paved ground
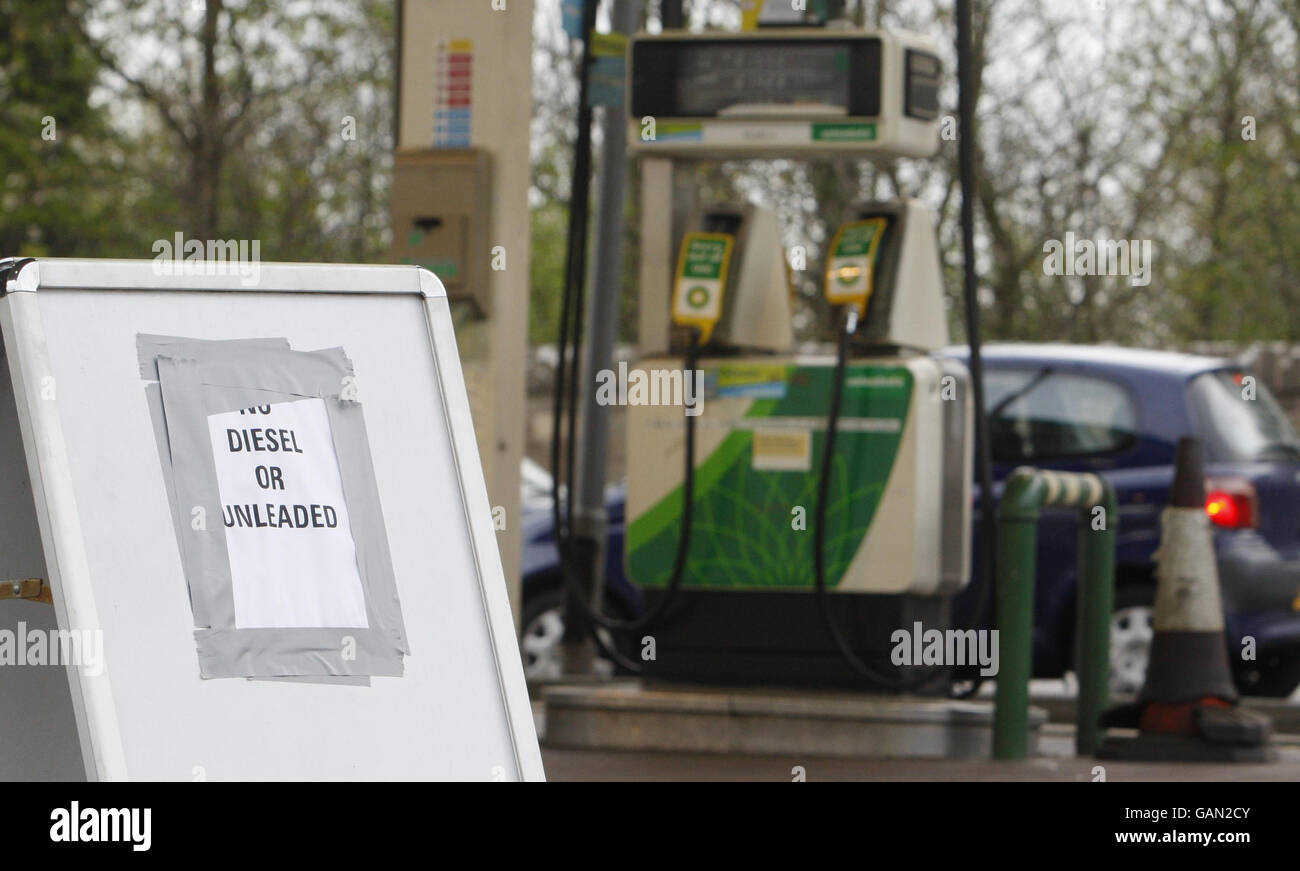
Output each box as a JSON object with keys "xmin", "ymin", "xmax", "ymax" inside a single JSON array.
[
  {"xmin": 535, "ymin": 679, "xmax": 1300, "ymax": 781},
  {"xmin": 542, "ymin": 742, "xmax": 1300, "ymax": 782}
]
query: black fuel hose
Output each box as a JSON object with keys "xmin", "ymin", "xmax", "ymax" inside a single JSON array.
[
  {"xmin": 554, "ymin": 329, "xmax": 700, "ymax": 643},
  {"xmin": 813, "ymin": 310, "xmax": 947, "ymax": 692}
]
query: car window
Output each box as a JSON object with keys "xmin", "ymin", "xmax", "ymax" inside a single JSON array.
[
  {"xmin": 986, "ymin": 368, "xmax": 1138, "ymax": 462},
  {"xmin": 1188, "ymin": 370, "xmax": 1300, "ymax": 462}
]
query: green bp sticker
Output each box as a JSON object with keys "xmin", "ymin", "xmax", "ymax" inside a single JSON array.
[{"xmin": 686, "ymin": 285, "xmax": 712, "ymax": 308}]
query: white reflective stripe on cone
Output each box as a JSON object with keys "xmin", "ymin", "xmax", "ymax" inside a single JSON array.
[{"xmin": 1151, "ymin": 507, "xmax": 1225, "ymax": 633}]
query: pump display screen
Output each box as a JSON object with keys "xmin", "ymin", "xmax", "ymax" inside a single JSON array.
[
  {"xmin": 631, "ymin": 37, "xmax": 882, "ymax": 119},
  {"xmin": 674, "ymin": 44, "xmax": 850, "ymax": 116}
]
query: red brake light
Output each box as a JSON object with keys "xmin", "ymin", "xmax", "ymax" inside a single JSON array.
[{"xmin": 1204, "ymin": 477, "xmax": 1257, "ymax": 529}]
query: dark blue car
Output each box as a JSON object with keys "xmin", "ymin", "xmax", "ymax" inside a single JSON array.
[
  {"xmin": 518, "ymin": 459, "xmax": 635, "ymax": 679},
  {"xmin": 520, "ymin": 344, "xmax": 1300, "ymax": 696}
]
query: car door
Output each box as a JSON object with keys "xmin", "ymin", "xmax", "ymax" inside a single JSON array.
[
  {"xmin": 985, "ymin": 365, "xmax": 1141, "ymax": 478},
  {"xmin": 981, "ymin": 364, "xmax": 1143, "ymax": 671}
]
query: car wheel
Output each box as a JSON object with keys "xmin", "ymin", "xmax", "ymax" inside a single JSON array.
[
  {"xmin": 1109, "ymin": 585, "xmax": 1155, "ymax": 698},
  {"xmin": 520, "ymin": 587, "xmax": 567, "ymax": 681},
  {"xmin": 520, "ymin": 585, "xmax": 620, "ymax": 681}
]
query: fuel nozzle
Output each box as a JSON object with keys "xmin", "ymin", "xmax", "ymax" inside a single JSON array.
[{"xmin": 843, "ymin": 305, "xmax": 860, "ymax": 336}]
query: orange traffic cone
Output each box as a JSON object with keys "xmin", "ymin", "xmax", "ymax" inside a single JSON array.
[{"xmin": 1099, "ymin": 437, "xmax": 1272, "ymax": 761}]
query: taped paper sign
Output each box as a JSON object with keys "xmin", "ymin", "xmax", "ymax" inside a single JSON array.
[
  {"xmin": 138, "ymin": 335, "xmax": 408, "ymax": 680},
  {"xmin": 209, "ymin": 399, "xmax": 368, "ymax": 629}
]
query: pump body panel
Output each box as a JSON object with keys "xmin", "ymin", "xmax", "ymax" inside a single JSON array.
[{"xmin": 625, "ymin": 354, "xmax": 970, "ymax": 597}]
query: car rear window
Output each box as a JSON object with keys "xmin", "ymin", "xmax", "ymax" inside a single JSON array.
[
  {"xmin": 1188, "ymin": 370, "xmax": 1300, "ymax": 462},
  {"xmin": 986, "ymin": 368, "xmax": 1138, "ymax": 462}
]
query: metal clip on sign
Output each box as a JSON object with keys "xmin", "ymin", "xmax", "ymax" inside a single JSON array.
[{"xmin": 0, "ymin": 578, "xmax": 52, "ymax": 604}]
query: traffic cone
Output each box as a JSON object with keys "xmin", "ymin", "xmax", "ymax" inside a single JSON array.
[{"xmin": 1099, "ymin": 437, "xmax": 1272, "ymax": 761}]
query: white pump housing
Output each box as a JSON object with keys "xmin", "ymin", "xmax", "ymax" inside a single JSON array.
[{"xmin": 852, "ymin": 198, "xmax": 949, "ymax": 352}]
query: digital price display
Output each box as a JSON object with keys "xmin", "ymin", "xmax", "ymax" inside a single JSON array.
[
  {"xmin": 627, "ymin": 30, "xmax": 943, "ymax": 157},
  {"xmin": 632, "ymin": 37, "xmax": 882, "ymax": 119},
  {"xmin": 673, "ymin": 43, "xmax": 853, "ymax": 116}
]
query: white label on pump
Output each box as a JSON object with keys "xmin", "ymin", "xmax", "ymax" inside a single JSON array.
[{"xmin": 751, "ymin": 428, "xmax": 812, "ymax": 471}]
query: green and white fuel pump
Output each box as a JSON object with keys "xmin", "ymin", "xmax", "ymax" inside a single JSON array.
[
  {"xmin": 626, "ymin": 195, "xmax": 972, "ymax": 688},
  {"xmin": 575, "ymin": 24, "xmax": 986, "ymax": 690}
]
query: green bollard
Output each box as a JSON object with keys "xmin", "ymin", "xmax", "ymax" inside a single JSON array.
[
  {"xmin": 993, "ymin": 472, "xmax": 1042, "ymax": 760},
  {"xmin": 993, "ymin": 468, "xmax": 1117, "ymax": 760},
  {"xmin": 1075, "ymin": 487, "xmax": 1117, "ymax": 756}
]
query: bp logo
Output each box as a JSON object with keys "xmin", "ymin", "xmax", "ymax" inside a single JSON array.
[{"xmin": 686, "ymin": 285, "xmax": 712, "ymax": 309}]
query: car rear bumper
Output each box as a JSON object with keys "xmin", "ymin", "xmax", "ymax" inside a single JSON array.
[
  {"xmin": 1217, "ymin": 531, "xmax": 1300, "ymax": 614},
  {"xmin": 1215, "ymin": 532, "xmax": 1300, "ymax": 658},
  {"xmin": 1226, "ymin": 610, "xmax": 1300, "ymax": 657}
]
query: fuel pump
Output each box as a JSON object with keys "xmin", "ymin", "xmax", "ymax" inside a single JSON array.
[
  {"xmin": 626, "ymin": 198, "xmax": 971, "ymax": 690},
  {"xmin": 566, "ymin": 24, "xmax": 989, "ymax": 690}
]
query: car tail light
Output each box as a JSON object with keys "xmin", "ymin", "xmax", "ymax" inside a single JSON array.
[{"xmin": 1204, "ymin": 477, "xmax": 1258, "ymax": 529}]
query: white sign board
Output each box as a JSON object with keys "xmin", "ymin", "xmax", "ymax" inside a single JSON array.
[{"xmin": 0, "ymin": 258, "xmax": 543, "ymax": 781}]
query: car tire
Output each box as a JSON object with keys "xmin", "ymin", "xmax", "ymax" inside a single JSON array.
[
  {"xmin": 1107, "ymin": 583, "xmax": 1300, "ymax": 699},
  {"xmin": 520, "ymin": 586, "xmax": 568, "ymax": 681},
  {"xmin": 520, "ymin": 581, "xmax": 630, "ymax": 681},
  {"xmin": 1109, "ymin": 584, "xmax": 1156, "ymax": 698}
]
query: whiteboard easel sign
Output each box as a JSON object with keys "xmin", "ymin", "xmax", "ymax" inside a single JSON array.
[{"xmin": 0, "ymin": 259, "xmax": 543, "ymax": 781}]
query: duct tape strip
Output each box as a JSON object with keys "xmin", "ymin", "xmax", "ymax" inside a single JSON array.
[
  {"xmin": 157, "ymin": 356, "xmax": 235, "ymax": 631},
  {"xmin": 184, "ymin": 345, "xmax": 355, "ymax": 399},
  {"xmin": 137, "ymin": 335, "xmax": 291, "ymax": 380},
  {"xmin": 324, "ymin": 396, "xmax": 409, "ymax": 655},
  {"xmin": 145, "ymin": 381, "xmax": 195, "ymax": 609}
]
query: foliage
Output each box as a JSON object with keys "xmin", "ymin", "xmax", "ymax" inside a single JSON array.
[
  {"xmin": 7, "ymin": 0, "xmax": 1300, "ymax": 351},
  {"xmin": 3, "ymin": 0, "xmax": 394, "ymax": 263}
]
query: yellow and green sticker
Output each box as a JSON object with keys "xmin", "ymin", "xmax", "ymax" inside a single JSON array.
[
  {"xmin": 672, "ymin": 232, "xmax": 734, "ymax": 343},
  {"xmin": 825, "ymin": 217, "xmax": 888, "ymax": 315}
]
